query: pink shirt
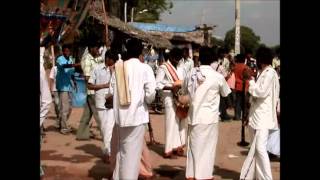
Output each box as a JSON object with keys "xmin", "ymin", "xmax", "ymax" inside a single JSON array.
[{"xmin": 227, "ymin": 72, "xmax": 235, "ymax": 89}]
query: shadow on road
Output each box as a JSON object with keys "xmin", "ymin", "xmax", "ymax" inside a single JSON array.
[
  {"xmin": 88, "ymin": 159, "xmax": 113, "ymax": 180},
  {"xmin": 214, "ymin": 165, "xmax": 241, "ymax": 179},
  {"xmin": 75, "ymin": 144, "xmax": 103, "ymax": 158},
  {"xmin": 153, "ymin": 165, "xmax": 185, "ymax": 179},
  {"xmin": 148, "ymin": 143, "xmax": 165, "ymax": 157},
  {"xmin": 240, "ymin": 150, "xmax": 249, "ymax": 156},
  {"xmin": 41, "ymin": 150, "xmax": 93, "ymax": 163}
]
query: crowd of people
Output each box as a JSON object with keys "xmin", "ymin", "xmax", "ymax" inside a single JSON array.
[{"xmin": 40, "ymin": 35, "xmax": 280, "ymax": 179}]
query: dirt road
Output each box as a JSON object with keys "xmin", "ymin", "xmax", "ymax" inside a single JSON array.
[{"xmin": 41, "ymin": 107, "xmax": 280, "ymax": 180}]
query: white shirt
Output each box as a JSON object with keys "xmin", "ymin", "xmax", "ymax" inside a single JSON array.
[
  {"xmin": 210, "ymin": 61, "xmax": 228, "ymax": 78},
  {"xmin": 81, "ymin": 52, "xmax": 104, "ymax": 95},
  {"xmin": 248, "ymin": 66, "xmax": 280, "ymax": 130},
  {"xmin": 111, "ymin": 58, "xmax": 156, "ymax": 127},
  {"xmin": 88, "ymin": 63, "xmax": 112, "ymax": 109},
  {"xmin": 49, "ymin": 66, "xmax": 57, "ymax": 92},
  {"xmin": 187, "ymin": 65, "xmax": 231, "ymax": 125},
  {"xmin": 40, "ymin": 64, "xmax": 52, "ymax": 126},
  {"xmin": 156, "ymin": 60, "xmax": 186, "ymax": 93},
  {"xmin": 220, "ymin": 57, "xmax": 230, "ymax": 72},
  {"xmin": 178, "ymin": 57, "xmax": 194, "ymax": 76},
  {"xmin": 40, "ymin": 47, "xmax": 45, "ymax": 66}
]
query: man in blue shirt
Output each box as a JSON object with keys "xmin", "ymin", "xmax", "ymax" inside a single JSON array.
[{"xmin": 56, "ymin": 44, "xmax": 77, "ymax": 134}]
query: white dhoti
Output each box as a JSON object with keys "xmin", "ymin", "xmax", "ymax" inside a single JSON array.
[
  {"xmin": 186, "ymin": 123, "xmax": 218, "ymax": 179},
  {"xmin": 97, "ymin": 108, "xmax": 115, "ymax": 155},
  {"xmin": 267, "ymin": 129, "xmax": 280, "ymax": 156},
  {"xmin": 164, "ymin": 94, "xmax": 187, "ymax": 153},
  {"xmin": 240, "ymin": 127, "xmax": 273, "ymax": 180},
  {"xmin": 112, "ymin": 124, "xmax": 145, "ymax": 180}
]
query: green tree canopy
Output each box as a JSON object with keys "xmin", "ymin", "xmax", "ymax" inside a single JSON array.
[
  {"xmin": 211, "ymin": 36, "xmax": 225, "ymax": 48},
  {"xmin": 224, "ymin": 26, "xmax": 261, "ymax": 54},
  {"xmin": 130, "ymin": 0, "xmax": 173, "ymax": 23}
]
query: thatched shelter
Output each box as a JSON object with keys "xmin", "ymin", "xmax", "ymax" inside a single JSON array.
[
  {"xmin": 40, "ymin": 0, "xmax": 172, "ymax": 49},
  {"xmin": 129, "ymin": 22, "xmax": 206, "ymax": 46},
  {"xmin": 87, "ymin": 0, "xmax": 172, "ymax": 49},
  {"xmin": 145, "ymin": 31, "xmax": 204, "ymax": 45},
  {"xmin": 91, "ymin": 15, "xmax": 172, "ymax": 48}
]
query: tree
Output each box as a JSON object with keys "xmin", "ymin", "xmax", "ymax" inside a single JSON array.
[
  {"xmin": 211, "ymin": 36, "xmax": 225, "ymax": 48},
  {"xmin": 271, "ymin": 44, "xmax": 280, "ymax": 56},
  {"xmin": 224, "ymin": 26, "xmax": 260, "ymax": 54},
  {"xmin": 130, "ymin": 0, "xmax": 173, "ymax": 23}
]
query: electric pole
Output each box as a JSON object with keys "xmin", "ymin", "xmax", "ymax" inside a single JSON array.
[{"xmin": 235, "ymin": 0, "xmax": 240, "ymax": 55}]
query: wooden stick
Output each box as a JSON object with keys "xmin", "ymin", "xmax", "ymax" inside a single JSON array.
[
  {"xmin": 51, "ymin": 45, "xmax": 55, "ymax": 67},
  {"xmin": 101, "ymin": 0, "xmax": 109, "ymax": 47}
]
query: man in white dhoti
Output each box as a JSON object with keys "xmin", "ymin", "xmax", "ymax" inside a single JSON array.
[
  {"xmin": 240, "ymin": 47, "xmax": 280, "ymax": 180},
  {"xmin": 156, "ymin": 48, "xmax": 188, "ymax": 158},
  {"xmin": 186, "ymin": 47, "xmax": 231, "ymax": 180},
  {"xmin": 111, "ymin": 39, "xmax": 156, "ymax": 179},
  {"xmin": 40, "ymin": 47, "xmax": 52, "ymax": 127},
  {"xmin": 40, "ymin": 46, "xmax": 52, "ymax": 179},
  {"xmin": 87, "ymin": 50, "xmax": 118, "ymax": 163}
]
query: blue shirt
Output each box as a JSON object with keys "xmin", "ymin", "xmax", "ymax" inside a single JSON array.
[{"xmin": 56, "ymin": 55, "xmax": 75, "ymax": 92}]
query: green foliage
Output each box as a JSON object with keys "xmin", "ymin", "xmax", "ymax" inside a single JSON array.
[
  {"xmin": 131, "ymin": 0, "xmax": 173, "ymax": 23},
  {"xmin": 224, "ymin": 26, "xmax": 261, "ymax": 54},
  {"xmin": 211, "ymin": 36, "xmax": 225, "ymax": 48},
  {"xmin": 77, "ymin": 16, "xmax": 105, "ymax": 46}
]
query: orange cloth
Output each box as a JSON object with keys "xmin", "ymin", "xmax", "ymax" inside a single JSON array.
[{"xmin": 234, "ymin": 63, "xmax": 250, "ymax": 92}]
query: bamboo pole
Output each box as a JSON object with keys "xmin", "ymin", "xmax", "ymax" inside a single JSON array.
[{"xmin": 101, "ymin": 0, "xmax": 109, "ymax": 47}]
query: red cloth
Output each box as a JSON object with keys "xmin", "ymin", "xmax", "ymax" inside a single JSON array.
[{"xmin": 234, "ymin": 63, "xmax": 250, "ymax": 92}]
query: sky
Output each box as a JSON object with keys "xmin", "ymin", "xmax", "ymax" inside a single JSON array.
[{"xmin": 158, "ymin": 0, "xmax": 280, "ymax": 46}]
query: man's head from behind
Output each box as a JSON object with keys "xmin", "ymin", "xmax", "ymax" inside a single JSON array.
[
  {"xmin": 169, "ymin": 48, "xmax": 183, "ymax": 66},
  {"xmin": 255, "ymin": 46, "xmax": 273, "ymax": 69},
  {"xmin": 235, "ymin": 54, "xmax": 246, "ymax": 63},
  {"xmin": 125, "ymin": 38, "xmax": 144, "ymax": 59},
  {"xmin": 182, "ymin": 47, "xmax": 189, "ymax": 59},
  {"xmin": 199, "ymin": 46, "xmax": 215, "ymax": 65}
]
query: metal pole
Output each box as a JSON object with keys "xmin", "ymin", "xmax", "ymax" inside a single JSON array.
[
  {"xmin": 131, "ymin": 7, "xmax": 134, "ymax": 22},
  {"xmin": 124, "ymin": 1, "xmax": 127, "ymax": 23},
  {"xmin": 235, "ymin": 0, "xmax": 241, "ymax": 55}
]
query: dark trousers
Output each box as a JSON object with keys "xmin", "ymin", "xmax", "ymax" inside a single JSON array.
[
  {"xmin": 76, "ymin": 94, "xmax": 101, "ymax": 139},
  {"xmin": 227, "ymin": 89, "xmax": 236, "ymax": 108},
  {"xmin": 235, "ymin": 91, "xmax": 244, "ymax": 120},
  {"xmin": 219, "ymin": 96, "xmax": 230, "ymax": 119}
]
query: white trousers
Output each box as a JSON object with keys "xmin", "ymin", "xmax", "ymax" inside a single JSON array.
[
  {"xmin": 40, "ymin": 66, "xmax": 52, "ymax": 127},
  {"xmin": 240, "ymin": 127, "xmax": 273, "ymax": 180},
  {"xmin": 97, "ymin": 108, "xmax": 115, "ymax": 155},
  {"xmin": 267, "ymin": 129, "xmax": 280, "ymax": 156},
  {"xmin": 112, "ymin": 124, "xmax": 145, "ymax": 180},
  {"xmin": 186, "ymin": 123, "xmax": 219, "ymax": 179},
  {"xmin": 164, "ymin": 96, "xmax": 187, "ymax": 153}
]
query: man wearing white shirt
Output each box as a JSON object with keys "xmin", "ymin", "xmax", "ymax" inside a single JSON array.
[
  {"xmin": 180, "ymin": 47, "xmax": 194, "ymax": 75},
  {"xmin": 186, "ymin": 47, "xmax": 231, "ymax": 179},
  {"xmin": 111, "ymin": 39, "xmax": 156, "ymax": 179},
  {"xmin": 88, "ymin": 50, "xmax": 117, "ymax": 163},
  {"xmin": 240, "ymin": 47, "xmax": 280, "ymax": 180},
  {"xmin": 49, "ymin": 65, "xmax": 60, "ymax": 127},
  {"xmin": 211, "ymin": 49, "xmax": 231, "ymax": 121}
]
